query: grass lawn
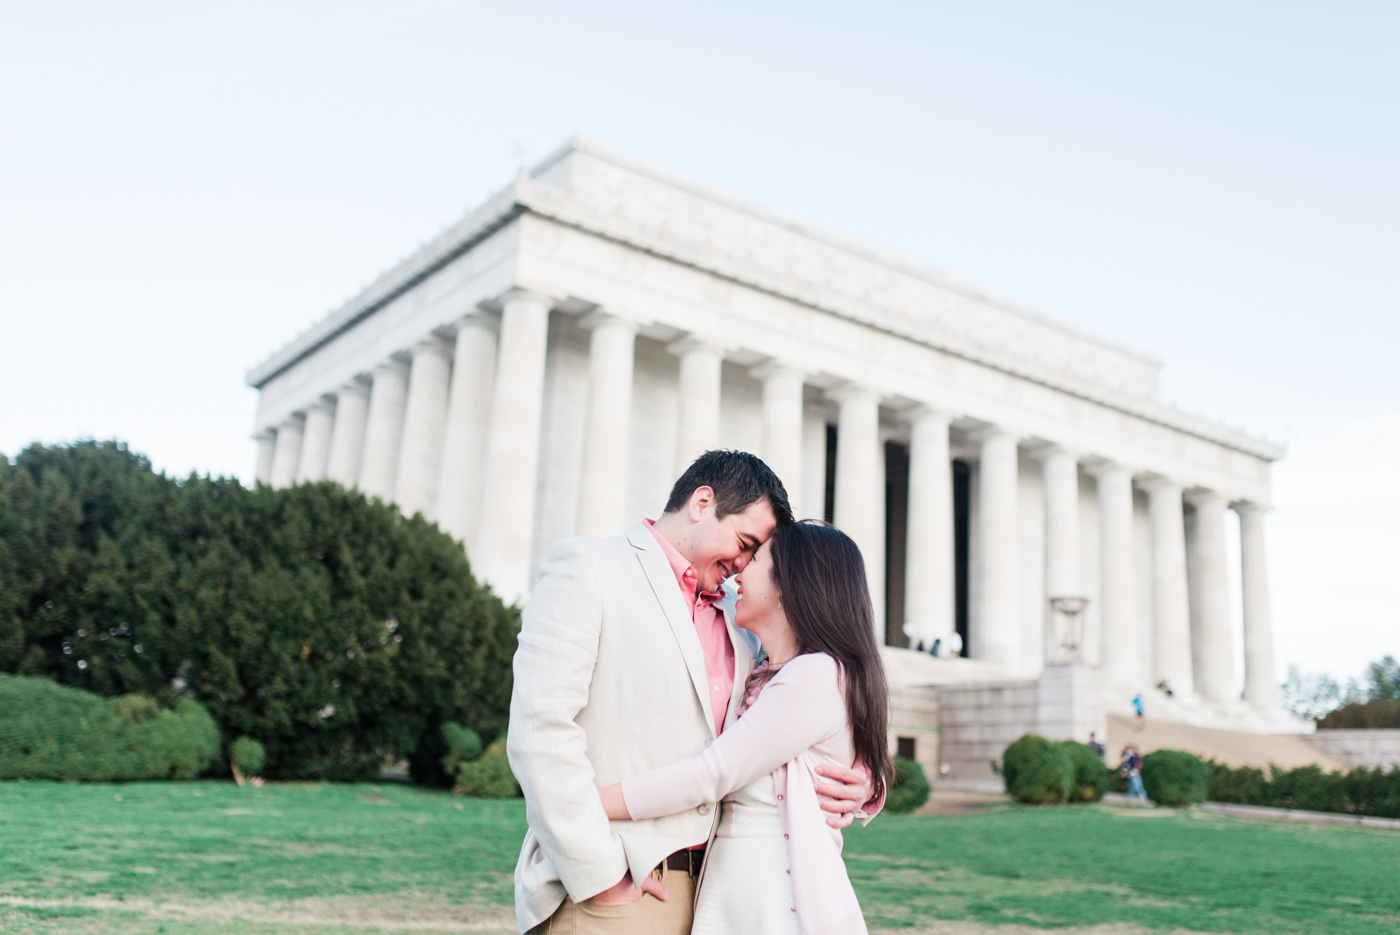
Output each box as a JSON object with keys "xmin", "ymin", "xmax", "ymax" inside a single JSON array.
[{"xmin": 1, "ymin": 782, "xmax": 1397, "ymax": 934}]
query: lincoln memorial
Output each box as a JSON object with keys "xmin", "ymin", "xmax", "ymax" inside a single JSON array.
[{"xmin": 247, "ymin": 138, "xmax": 1302, "ymax": 775}]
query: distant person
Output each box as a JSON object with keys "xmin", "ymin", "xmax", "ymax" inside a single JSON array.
[
  {"xmin": 1131, "ymin": 693, "xmax": 1145, "ymax": 730},
  {"xmin": 1120, "ymin": 745, "xmax": 1147, "ymax": 803},
  {"xmin": 941, "ymin": 631, "xmax": 963, "ymax": 659},
  {"xmin": 1087, "ymin": 732, "xmax": 1105, "ymax": 759},
  {"xmin": 1156, "ymin": 678, "xmax": 1175, "ymax": 698}
]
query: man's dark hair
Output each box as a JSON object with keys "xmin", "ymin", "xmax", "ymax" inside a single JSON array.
[{"xmin": 663, "ymin": 449, "xmax": 793, "ymax": 526}]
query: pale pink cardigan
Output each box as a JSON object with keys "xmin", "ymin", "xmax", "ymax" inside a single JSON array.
[{"xmin": 621, "ymin": 652, "xmax": 870, "ymax": 935}]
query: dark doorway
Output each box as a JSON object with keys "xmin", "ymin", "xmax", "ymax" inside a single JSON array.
[
  {"xmin": 823, "ymin": 424, "xmax": 837, "ymax": 524},
  {"xmin": 884, "ymin": 441, "xmax": 910, "ymax": 647},
  {"xmin": 953, "ymin": 459, "xmax": 971, "ymax": 653}
]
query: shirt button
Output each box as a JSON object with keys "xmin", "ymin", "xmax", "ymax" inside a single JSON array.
[{"xmin": 698, "ymin": 804, "xmax": 711, "ymax": 815}]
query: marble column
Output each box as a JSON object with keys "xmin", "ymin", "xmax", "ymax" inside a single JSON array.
[
  {"xmin": 576, "ymin": 311, "xmax": 639, "ymax": 538},
  {"xmin": 295, "ymin": 399, "xmax": 335, "ymax": 484},
  {"xmin": 1185, "ymin": 490, "xmax": 1236, "ymax": 704},
  {"xmin": 831, "ymin": 384, "xmax": 884, "ymax": 634},
  {"xmin": 1236, "ymin": 502, "xmax": 1279, "ymax": 711},
  {"xmin": 325, "ymin": 379, "xmax": 370, "ymax": 488},
  {"xmin": 475, "ymin": 289, "xmax": 553, "ymax": 605},
  {"xmin": 903, "ymin": 407, "xmax": 954, "ymax": 649},
  {"xmin": 753, "ymin": 362, "xmax": 805, "ymax": 511},
  {"xmin": 1145, "ymin": 479, "xmax": 1194, "ymax": 697},
  {"xmin": 269, "ymin": 414, "xmax": 305, "ymax": 489},
  {"xmin": 1041, "ymin": 446, "xmax": 1083, "ymax": 662},
  {"xmin": 358, "ymin": 359, "xmax": 410, "ymax": 502},
  {"xmin": 436, "ymin": 313, "xmax": 498, "ymax": 552},
  {"xmin": 394, "ymin": 338, "xmax": 454, "ymax": 520},
  {"xmin": 253, "ymin": 430, "xmax": 276, "ymax": 486},
  {"xmin": 1091, "ymin": 462, "xmax": 1139, "ymax": 686},
  {"xmin": 973, "ymin": 428, "xmax": 1020, "ymax": 670},
  {"xmin": 669, "ymin": 338, "xmax": 724, "ymax": 473}
]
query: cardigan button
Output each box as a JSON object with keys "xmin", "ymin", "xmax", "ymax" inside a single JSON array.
[
  {"xmin": 783, "ymin": 833, "xmax": 789, "ymax": 839},
  {"xmin": 777, "ymin": 794, "xmax": 783, "ymax": 800}
]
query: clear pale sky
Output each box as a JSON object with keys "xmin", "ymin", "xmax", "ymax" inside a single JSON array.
[{"xmin": 2, "ymin": 2, "xmax": 1395, "ymax": 686}]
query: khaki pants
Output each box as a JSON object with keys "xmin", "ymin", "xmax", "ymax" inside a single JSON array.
[{"xmin": 528, "ymin": 865, "xmax": 695, "ymax": 935}]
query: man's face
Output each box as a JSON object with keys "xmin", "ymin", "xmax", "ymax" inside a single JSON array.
[{"xmin": 680, "ymin": 487, "xmax": 778, "ymax": 593}]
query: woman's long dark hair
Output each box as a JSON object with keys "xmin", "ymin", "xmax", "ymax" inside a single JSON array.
[{"xmin": 746, "ymin": 520, "xmax": 893, "ymax": 798}]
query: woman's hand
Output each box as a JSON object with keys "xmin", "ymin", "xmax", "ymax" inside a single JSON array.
[
  {"xmin": 814, "ymin": 763, "xmax": 877, "ymax": 828},
  {"xmin": 597, "ymin": 782, "xmax": 633, "ymax": 821}
]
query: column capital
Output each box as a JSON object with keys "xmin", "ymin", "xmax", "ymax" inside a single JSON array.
[
  {"xmin": 1233, "ymin": 500, "xmax": 1272, "ymax": 517},
  {"xmin": 498, "ymin": 286, "xmax": 554, "ymax": 312},
  {"xmin": 252, "ymin": 428, "xmax": 276, "ymax": 442},
  {"xmin": 1083, "ymin": 457, "xmax": 1137, "ymax": 479},
  {"xmin": 410, "ymin": 336, "xmax": 454, "ymax": 360},
  {"xmin": 306, "ymin": 396, "xmax": 336, "ymax": 415},
  {"xmin": 967, "ymin": 424, "xmax": 1019, "ymax": 446},
  {"xmin": 1027, "ymin": 442, "xmax": 1082, "ymax": 464},
  {"xmin": 1183, "ymin": 488, "xmax": 1229, "ymax": 509},
  {"xmin": 373, "ymin": 357, "xmax": 410, "ymax": 377},
  {"xmin": 666, "ymin": 335, "xmax": 729, "ymax": 358},
  {"xmin": 901, "ymin": 403, "xmax": 952, "ymax": 426},
  {"xmin": 339, "ymin": 376, "xmax": 371, "ymax": 397},
  {"xmin": 454, "ymin": 310, "xmax": 500, "ymax": 334},
  {"xmin": 281, "ymin": 412, "xmax": 306, "ymax": 428},
  {"xmin": 1137, "ymin": 474, "xmax": 1183, "ymax": 495},
  {"xmin": 749, "ymin": 359, "xmax": 805, "ymax": 382},
  {"xmin": 580, "ymin": 310, "xmax": 642, "ymax": 333},
  {"xmin": 826, "ymin": 382, "xmax": 884, "ymax": 405}
]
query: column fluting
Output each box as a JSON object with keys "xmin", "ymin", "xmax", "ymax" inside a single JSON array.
[
  {"xmin": 1145, "ymin": 479, "xmax": 1195, "ymax": 697},
  {"xmin": 436, "ymin": 313, "xmax": 498, "ymax": 552},
  {"xmin": 358, "ymin": 359, "xmax": 411, "ymax": 502},
  {"xmin": 973, "ymin": 428, "xmax": 1021, "ymax": 670},
  {"xmin": 576, "ymin": 311, "xmax": 639, "ymax": 538},
  {"xmin": 269, "ymin": 414, "xmax": 305, "ymax": 489},
  {"xmin": 295, "ymin": 399, "xmax": 335, "ymax": 484},
  {"xmin": 394, "ymin": 338, "xmax": 454, "ymax": 520},
  {"xmin": 903, "ymin": 407, "xmax": 954, "ymax": 650},
  {"xmin": 253, "ymin": 430, "xmax": 276, "ymax": 486},
  {"xmin": 1091, "ymin": 462, "xmax": 1139, "ymax": 686},
  {"xmin": 753, "ymin": 362, "xmax": 805, "ymax": 511},
  {"xmin": 325, "ymin": 379, "xmax": 370, "ymax": 488},
  {"xmin": 475, "ymin": 289, "xmax": 553, "ymax": 605},
  {"xmin": 1041, "ymin": 446, "xmax": 1082, "ymax": 663},
  {"xmin": 831, "ymin": 384, "xmax": 884, "ymax": 635},
  {"xmin": 669, "ymin": 338, "xmax": 724, "ymax": 473},
  {"xmin": 1185, "ymin": 490, "xmax": 1236, "ymax": 704},
  {"xmin": 1236, "ymin": 502, "xmax": 1279, "ymax": 712}
]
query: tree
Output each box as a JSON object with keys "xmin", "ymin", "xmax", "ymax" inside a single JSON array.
[
  {"xmin": 1366, "ymin": 655, "xmax": 1400, "ymax": 701},
  {"xmin": 0, "ymin": 440, "xmax": 519, "ymax": 780}
]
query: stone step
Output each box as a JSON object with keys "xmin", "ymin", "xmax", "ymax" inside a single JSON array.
[{"xmin": 1106, "ymin": 714, "xmax": 1347, "ymax": 772}]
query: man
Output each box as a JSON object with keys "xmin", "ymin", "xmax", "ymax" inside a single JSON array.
[{"xmin": 508, "ymin": 450, "xmax": 879, "ymax": 934}]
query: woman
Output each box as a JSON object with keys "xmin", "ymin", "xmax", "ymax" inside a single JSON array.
[{"xmin": 597, "ymin": 520, "xmax": 891, "ymax": 935}]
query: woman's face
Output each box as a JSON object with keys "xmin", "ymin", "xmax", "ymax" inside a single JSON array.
[{"xmin": 733, "ymin": 539, "xmax": 789, "ymax": 642}]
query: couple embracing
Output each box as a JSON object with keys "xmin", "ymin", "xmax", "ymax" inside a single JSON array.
[{"xmin": 506, "ymin": 449, "xmax": 891, "ymax": 935}]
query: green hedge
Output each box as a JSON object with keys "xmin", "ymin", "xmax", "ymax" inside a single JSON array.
[
  {"xmin": 1209, "ymin": 760, "xmax": 1400, "ymax": 818},
  {"xmin": 0, "ymin": 441, "xmax": 519, "ymax": 781},
  {"xmin": 0, "ymin": 674, "xmax": 218, "ymax": 781},
  {"xmin": 1142, "ymin": 749, "xmax": 1209, "ymax": 807},
  {"xmin": 1058, "ymin": 740, "xmax": 1109, "ymax": 802},
  {"xmin": 885, "ymin": 756, "xmax": 931, "ymax": 814},
  {"xmin": 454, "ymin": 738, "xmax": 519, "ymax": 798},
  {"xmin": 1317, "ymin": 699, "xmax": 1400, "ymax": 729},
  {"xmin": 1002, "ymin": 734, "xmax": 1073, "ymax": 804}
]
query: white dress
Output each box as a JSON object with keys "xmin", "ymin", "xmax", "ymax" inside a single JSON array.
[{"xmin": 691, "ymin": 772, "xmax": 798, "ymax": 935}]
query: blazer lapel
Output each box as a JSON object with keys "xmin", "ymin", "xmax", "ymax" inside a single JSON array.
[{"xmin": 626, "ymin": 522, "xmax": 717, "ymax": 737}]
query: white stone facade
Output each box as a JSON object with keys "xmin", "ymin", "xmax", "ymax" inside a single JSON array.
[{"xmin": 247, "ymin": 137, "xmax": 1289, "ymax": 731}]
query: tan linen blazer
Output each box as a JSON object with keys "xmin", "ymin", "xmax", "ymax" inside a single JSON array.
[{"xmin": 506, "ymin": 521, "xmax": 757, "ymax": 933}]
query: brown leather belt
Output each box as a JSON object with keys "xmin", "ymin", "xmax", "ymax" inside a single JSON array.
[{"xmin": 661, "ymin": 847, "xmax": 705, "ymax": 876}]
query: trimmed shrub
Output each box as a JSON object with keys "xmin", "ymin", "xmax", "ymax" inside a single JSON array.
[
  {"xmin": 885, "ymin": 756, "xmax": 931, "ymax": 814},
  {"xmin": 1001, "ymin": 734, "xmax": 1072, "ymax": 805},
  {"xmin": 1058, "ymin": 741, "xmax": 1109, "ymax": 802},
  {"xmin": 230, "ymin": 737, "xmax": 267, "ymax": 776},
  {"xmin": 440, "ymin": 723, "xmax": 484, "ymax": 777},
  {"xmin": 0, "ymin": 674, "xmax": 217, "ymax": 781},
  {"xmin": 1208, "ymin": 761, "xmax": 1268, "ymax": 805},
  {"xmin": 1141, "ymin": 749, "xmax": 1209, "ymax": 807},
  {"xmin": 0, "ymin": 441, "xmax": 520, "ymax": 781},
  {"xmin": 454, "ymin": 738, "xmax": 519, "ymax": 798}
]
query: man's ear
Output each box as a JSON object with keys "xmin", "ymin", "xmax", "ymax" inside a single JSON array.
[{"xmin": 687, "ymin": 486, "xmax": 716, "ymax": 522}]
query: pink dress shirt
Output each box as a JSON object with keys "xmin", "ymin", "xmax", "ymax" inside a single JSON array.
[
  {"xmin": 620, "ymin": 652, "xmax": 868, "ymax": 935},
  {"xmin": 644, "ymin": 520, "xmax": 735, "ymax": 737}
]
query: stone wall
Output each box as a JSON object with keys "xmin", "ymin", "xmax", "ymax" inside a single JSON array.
[
  {"xmin": 937, "ymin": 680, "xmax": 1039, "ymax": 789},
  {"xmin": 1304, "ymin": 730, "xmax": 1400, "ymax": 769}
]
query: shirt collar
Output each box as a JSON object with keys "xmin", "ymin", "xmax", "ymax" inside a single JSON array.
[{"xmin": 644, "ymin": 519, "xmax": 724, "ymax": 608}]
